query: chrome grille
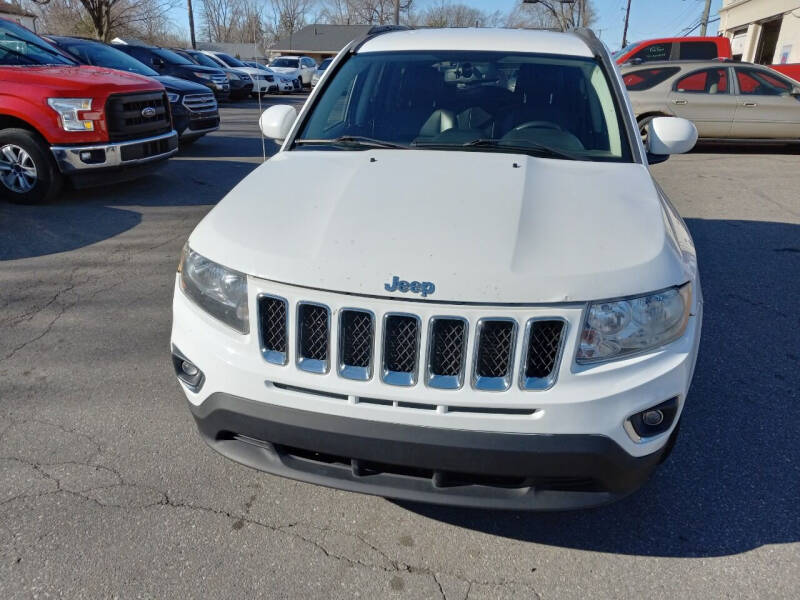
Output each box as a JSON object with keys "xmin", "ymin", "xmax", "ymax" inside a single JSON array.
[
  {"xmin": 339, "ymin": 309, "xmax": 374, "ymax": 380},
  {"xmin": 211, "ymin": 73, "xmax": 227, "ymax": 85},
  {"xmin": 382, "ymin": 314, "xmax": 420, "ymax": 386},
  {"xmin": 427, "ymin": 317, "xmax": 467, "ymax": 389},
  {"xmin": 473, "ymin": 319, "xmax": 517, "ymax": 391},
  {"xmin": 258, "ymin": 295, "xmax": 288, "ymax": 365},
  {"xmin": 521, "ymin": 320, "xmax": 565, "ymax": 390},
  {"xmin": 257, "ymin": 297, "xmax": 567, "ymax": 393},
  {"xmin": 182, "ymin": 93, "xmax": 217, "ymax": 113},
  {"xmin": 297, "ymin": 303, "xmax": 329, "ymax": 373}
]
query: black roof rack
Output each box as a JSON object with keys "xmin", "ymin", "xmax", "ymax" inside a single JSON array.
[{"xmin": 351, "ymin": 25, "xmax": 412, "ymax": 54}]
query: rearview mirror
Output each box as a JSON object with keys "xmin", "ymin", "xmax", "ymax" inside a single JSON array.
[
  {"xmin": 259, "ymin": 105, "xmax": 297, "ymax": 142},
  {"xmin": 792, "ymin": 86, "xmax": 800, "ymax": 96},
  {"xmin": 646, "ymin": 116, "xmax": 697, "ymax": 163}
]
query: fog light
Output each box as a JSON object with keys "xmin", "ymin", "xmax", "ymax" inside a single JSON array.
[
  {"xmin": 626, "ymin": 397, "xmax": 678, "ymax": 441},
  {"xmin": 642, "ymin": 410, "xmax": 664, "ymax": 426},
  {"xmin": 181, "ymin": 360, "xmax": 198, "ymax": 376},
  {"xmin": 171, "ymin": 346, "xmax": 204, "ymax": 392}
]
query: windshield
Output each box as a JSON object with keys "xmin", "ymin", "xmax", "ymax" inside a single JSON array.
[
  {"xmin": 152, "ymin": 47, "xmax": 194, "ymax": 65},
  {"xmin": 54, "ymin": 38, "xmax": 157, "ymax": 76},
  {"xmin": 0, "ymin": 20, "xmax": 75, "ymax": 66},
  {"xmin": 272, "ymin": 57, "xmax": 298, "ymax": 68},
  {"xmin": 186, "ymin": 50, "xmax": 222, "ymax": 68},
  {"xmin": 297, "ymin": 51, "xmax": 632, "ymax": 162},
  {"xmin": 319, "ymin": 58, "xmax": 332, "ymax": 71},
  {"xmin": 612, "ymin": 42, "xmax": 640, "ymax": 60},
  {"xmin": 217, "ymin": 52, "xmax": 245, "ymax": 67}
]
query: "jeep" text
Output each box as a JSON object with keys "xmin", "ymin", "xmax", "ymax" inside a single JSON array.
[{"xmin": 384, "ymin": 276, "xmax": 435, "ymax": 298}]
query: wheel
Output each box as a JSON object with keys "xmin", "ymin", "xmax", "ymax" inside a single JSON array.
[{"xmin": 0, "ymin": 128, "xmax": 62, "ymax": 204}]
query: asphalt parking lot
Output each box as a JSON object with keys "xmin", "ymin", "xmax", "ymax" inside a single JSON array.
[{"xmin": 1, "ymin": 97, "xmax": 798, "ymax": 599}]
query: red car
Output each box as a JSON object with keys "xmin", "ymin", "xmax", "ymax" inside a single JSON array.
[{"xmin": 0, "ymin": 18, "xmax": 177, "ymax": 204}]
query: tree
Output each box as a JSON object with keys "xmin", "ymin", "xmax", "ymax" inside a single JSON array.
[
  {"xmin": 511, "ymin": 0, "xmax": 594, "ymax": 31},
  {"xmin": 422, "ymin": 1, "xmax": 492, "ymax": 28},
  {"xmin": 28, "ymin": 0, "xmax": 180, "ymax": 42}
]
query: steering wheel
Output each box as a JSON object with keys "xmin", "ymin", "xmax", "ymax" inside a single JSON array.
[{"xmin": 512, "ymin": 121, "xmax": 562, "ymax": 132}]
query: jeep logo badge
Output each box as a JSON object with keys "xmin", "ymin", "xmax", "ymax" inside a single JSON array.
[
  {"xmin": 141, "ymin": 107, "xmax": 156, "ymax": 118},
  {"xmin": 384, "ymin": 276, "xmax": 435, "ymax": 298}
]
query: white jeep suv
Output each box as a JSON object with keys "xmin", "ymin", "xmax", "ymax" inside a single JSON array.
[{"xmin": 172, "ymin": 27, "xmax": 702, "ymax": 510}]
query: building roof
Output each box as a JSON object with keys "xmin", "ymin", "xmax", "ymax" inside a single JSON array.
[
  {"xmin": 359, "ymin": 27, "xmax": 593, "ymax": 57},
  {"xmin": 0, "ymin": 2, "xmax": 36, "ymax": 18},
  {"xmin": 270, "ymin": 24, "xmax": 372, "ymax": 54}
]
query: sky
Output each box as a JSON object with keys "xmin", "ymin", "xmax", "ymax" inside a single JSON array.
[{"xmin": 168, "ymin": 0, "xmax": 724, "ymax": 52}]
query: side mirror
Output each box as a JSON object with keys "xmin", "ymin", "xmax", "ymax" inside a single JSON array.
[
  {"xmin": 791, "ymin": 85, "xmax": 800, "ymax": 96},
  {"xmin": 259, "ymin": 105, "xmax": 297, "ymax": 142},
  {"xmin": 646, "ymin": 116, "xmax": 697, "ymax": 163}
]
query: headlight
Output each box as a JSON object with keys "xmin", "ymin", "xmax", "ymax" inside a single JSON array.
[
  {"xmin": 47, "ymin": 98, "xmax": 94, "ymax": 131},
  {"xmin": 576, "ymin": 284, "xmax": 691, "ymax": 364},
  {"xmin": 178, "ymin": 245, "xmax": 249, "ymax": 334},
  {"xmin": 166, "ymin": 92, "xmax": 180, "ymax": 103},
  {"xmin": 227, "ymin": 72, "xmax": 240, "ymax": 81},
  {"xmin": 193, "ymin": 72, "xmax": 212, "ymax": 80}
]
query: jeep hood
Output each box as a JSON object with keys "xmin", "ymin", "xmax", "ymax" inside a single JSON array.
[{"xmin": 189, "ymin": 150, "xmax": 690, "ymax": 304}]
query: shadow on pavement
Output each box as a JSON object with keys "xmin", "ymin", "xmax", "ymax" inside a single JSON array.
[
  {"xmin": 397, "ymin": 218, "xmax": 800, "ymax": 558},
  {"xmin": 0, "ymin": 156, "xmax": 259, "ymax": 260},
  {"xmin": 692, "ymin": 142, "xmax": 800, "ymax": 154}
]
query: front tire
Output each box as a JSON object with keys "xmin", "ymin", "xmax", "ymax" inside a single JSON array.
[{"xmin": 0, "ymin": 128, "xmax": 63, "ymax": 204}]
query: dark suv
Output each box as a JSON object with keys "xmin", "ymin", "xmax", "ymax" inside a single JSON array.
[
  {"xmin": 112, "ymin": 43, "xmax": 230, "ymax": 101},
  {"xmin": 49, "ymin": 37, "xmax": 220, "ymax": 143},
  {"xmin": 172, "ymin": 48, "xmax": 253, "ymax": 100}
]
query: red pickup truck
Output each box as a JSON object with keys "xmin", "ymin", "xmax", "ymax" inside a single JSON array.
[{"xmin": 0, "ymin": 18, "xmax": 177, "ymax": 204}]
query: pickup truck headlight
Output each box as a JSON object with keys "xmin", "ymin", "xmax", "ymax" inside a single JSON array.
[
  {"xmin": 193, "ymin": 72, "xmax": 212, "ymax": 80},
  {"xmin": 178, "ymin": 245, "xmax": 249, "ymax": 334},
  {"xmin": 166, "ymin": 92, "xmax": 180, "ymax": 103},
  {"xmin": 576, "ymin": 284, "xmax": 691, "ymax": 364},
  {"xmin": 47, "ymin": 98, "xmax": 94, "ymax": 132}
]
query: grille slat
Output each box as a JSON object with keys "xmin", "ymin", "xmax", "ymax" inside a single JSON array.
[
  {"xmin": 259, "ymin": 296, "xmax": 288, "ymax": 364},
  {"xmin": 521, "ymin": 320, "xmax": 565, "ymax": 390},
  {"xmin": 339, "ymin": 309, "xmax": 374, "ymax": 380},
  {"xmin": 427, "ymin": 318, "xmax": 467, "ymax": 389},
  {"xmin": 474, "ymin": 319, "xmax": 517, "ymax": 391},
  {"xmin": 297, "ymin": 303, "xmax": 329, "ymax": 373},
  {"xmin": 382, "ymin": 314, "xmax": 420, "ymax": 386}
]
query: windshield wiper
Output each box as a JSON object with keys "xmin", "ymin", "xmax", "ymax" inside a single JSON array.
[
  {"xmin": 294, "ymin": 136, "xmax": 408, "ymax": 149},
  {"xmin": 414, "ymin": 138, "xmax": 578, "ymax": 161}
]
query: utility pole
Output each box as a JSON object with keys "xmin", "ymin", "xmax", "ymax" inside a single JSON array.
[
  {"xmin": 621, "ymin": 0, "xmax": 632, "ymax": 48},
  {"xmin": 394, "ymin": 0, "xmax": 400, "ymax": 25},
  {"xmin": 187, "ymin": 0, "xmax": 197, "ymax": 49},
  {"xmin": 699, "ymin": 0, "xmax": 712, "ymax": 36}
]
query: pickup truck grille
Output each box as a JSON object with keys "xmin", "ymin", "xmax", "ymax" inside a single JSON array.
[
  {"xmin": 257, "ymin": 296, "xmax": 566, "ymax": 392},
  {"xmin": 106, "ymin": 91, "xmax": 172, "ymax": 141}
]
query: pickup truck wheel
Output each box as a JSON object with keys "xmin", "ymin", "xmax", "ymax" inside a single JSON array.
[{"xmin": 0, "ymin": 129, "xmax": 62, "ymax": 204}]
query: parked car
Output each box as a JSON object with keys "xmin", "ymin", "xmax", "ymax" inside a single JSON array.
[
  {"xmin": 0, "ymin": 18, "xmax": 177, "ymax": 204},
  {"xmin": 269, "ymin": 55, "xmax": 316, "ymax": 87},
  {"xmin": 49, "ymin": 37, "xmax": 219, "ymax": 143},
  {"xmin": 172, "ymin": 27, "xmax": 702, "ymax": 510},
  {"xmin": 112, "ymin": 42, "xmax": 230, "ymax": 101},
  {"xmin": 242, "ymin": 61, "xmax": 296, "ymax": 93},
  {"xmin": 311, "ymin": 57, "xmax": 332, "ymax": 87},
  {"xmin": 172, "ymin": 48, "xmax": 253, "ymax": 100},
  {"xmin": 199, "ymin": 50, "xmax": 274, "ymax": 96},
  {"xmin": 622, "ymin": 60, "xmax": 800, "ymax": 143},
  {"xmin": 614, "ymin": 36, "xmax": 732, "ymax": 65}
]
